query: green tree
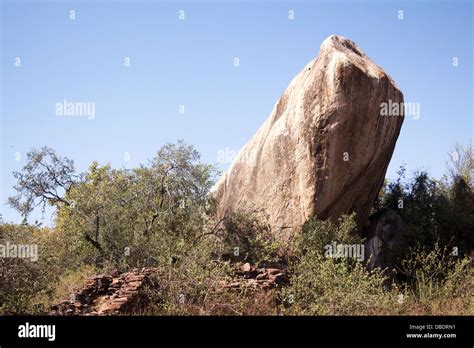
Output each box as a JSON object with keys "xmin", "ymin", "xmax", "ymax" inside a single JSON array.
[
  {"xmin": 8, "ymin": 147, "xmax": 77, "ymax": 220},
  {"xmin": 9, "ymin": 141, "xmax": 218, "ymax": 269}
]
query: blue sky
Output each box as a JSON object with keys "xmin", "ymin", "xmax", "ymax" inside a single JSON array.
[{"xmin": 1, "ymin": 0, "xmax": 473, "ymax": 224}]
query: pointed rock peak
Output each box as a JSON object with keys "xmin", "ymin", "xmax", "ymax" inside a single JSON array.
[
  {"xmin": 318, "ymin": 34, "xmax": 396, "ymax": 84},
  {"xmin": 320, "ymin": 35, "xmax": 365, "ymax": 57}
]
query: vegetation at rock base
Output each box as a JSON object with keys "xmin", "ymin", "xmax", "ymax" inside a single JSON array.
[
  {"xmin": 1, "ymin": 141, "xmax": 472, "ymax": 315},
  {"xmin": 375, "ymin": 144, "xmax": 474, "ymax": 255}
]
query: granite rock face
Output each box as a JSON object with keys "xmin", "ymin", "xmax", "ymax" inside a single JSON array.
[{"xmin": 214, "ymin": 35, "xmax": 404, "ymax": 238}]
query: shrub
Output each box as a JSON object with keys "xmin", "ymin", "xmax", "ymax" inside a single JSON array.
[
  {"xmin": 281, "ymin": 214, "xmax": 393, "ymax": 315},
  {"xmin": 141, "ymin": 209, "xmax": 284, "ymax": 315},
  {"xmin": 0, "ymin": 224, "xmax": 62, "ymax": 314},
  {"xmin": 218, "ymin": 210, "xmax": 281, "ymax": 265},
  {"xmin": 379, "ymin": 144, "xmax": 473, "ymax": 255},
  {"xmin": 399, "ymin": 244, "xmax": 471, "ymax": 302},
  {"xmin": 141, "ymin": 234, "xmax": 232, "ymax": 315},
  {"xmin": 295, "ymin": 213, "xmax": 362, "ymax": 256},
  {"xmin": 281, "ymin": 256, "xmax": 392, "ymax": 315}
]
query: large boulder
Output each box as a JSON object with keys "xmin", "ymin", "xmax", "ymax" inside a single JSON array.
[{"xmin": 214, "ymin": 35, "xmax": 404, "ymax": 239}]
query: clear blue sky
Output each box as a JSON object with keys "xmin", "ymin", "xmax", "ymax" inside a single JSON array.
[{"xmin": 1, "ymin": 0, "xmax": 473, "ymax": 225}]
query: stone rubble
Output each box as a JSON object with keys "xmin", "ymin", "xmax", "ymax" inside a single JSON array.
[
  {"xmin": 49, "ymin": 262, "xmax": 288, "ymax": 315},
  {"xmin": 49, "ymin": 268, "xmax": 155, "ymax": 316},
  {"xmin": 220, "ymin": 262, "xmax": 289, "ymax": 290}
]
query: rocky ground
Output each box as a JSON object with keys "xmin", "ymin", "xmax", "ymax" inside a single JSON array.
[
  {"xmin": 49, "ymin": 268, "xmax": 156, "ymax": 315},
  {"xmin": 49, "ymin": 262, "xmax": 289, "ymax": 315}
]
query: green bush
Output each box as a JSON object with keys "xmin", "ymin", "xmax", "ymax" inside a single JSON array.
[
  {"xmin": 399, "ymin": 244, "xmax": 471, "ymax": 302},
  {"xmin": 296, "ymin": 213, "xmax": 362, "ymax": 256},
  {"xmin": 281, "ymin": 214, "xmax": 393, "ymax": 315},
  {"xmin": 218, "ymin": 210, "xmax": 281, "ymax": 265},
  {"xmin": 379, "ymin": 144, "xmax": 473, "ymax": 255},
  {"xmin": 142, "ymin": 235, "xmax": 232, "ymax": 315},
  {"xmin": 0, "ymin": 224, "xmax": 62, "ymax": 314},
  {"xmin": 281, "ymin": 256, "xmax": 392, "ymax": 315}
]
